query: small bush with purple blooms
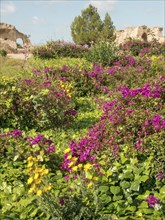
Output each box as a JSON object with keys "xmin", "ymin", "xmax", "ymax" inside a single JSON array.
[
  {"xmin": 32, "ymin": 40, "xmax": 89, "ymax": 59},
  {"xmin": 121, "ymin": 40, "xmax": 165, "ymax": 56},
  {"xmin": 0, "ymin": 70, "xmax": 77, "ymax": 130}
]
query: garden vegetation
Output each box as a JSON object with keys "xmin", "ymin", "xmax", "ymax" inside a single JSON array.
[{"xmin": 0, "ymin": 34, "xmax": 165, "ymax": 219}]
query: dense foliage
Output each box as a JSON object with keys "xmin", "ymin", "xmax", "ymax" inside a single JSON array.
[
  {"xmin": 71, "ymin": 4, "xmax": 115, "ymax": 46},
  {"xmin": 0, "ymin": 40, "xmax": 165, "ymax": 219},
  {"xmin": 32, "ymin": 41, "xmax": 89, "ymax": 59},
  {"xmin": 86, "ymin": 41, "xmax": 119, "ymax": 66},
  {"xmin": 121, "ymin": 40, "xmax": 165, "ymax": 56}
]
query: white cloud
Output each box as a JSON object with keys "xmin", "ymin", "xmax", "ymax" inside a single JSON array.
[
  {"xmin": 1, "ymin": 2, "xmax": 16, "ymax": 15},
  {"xmin": 87, "ymin": 0, "xmax": 118, "ymax": 12},
  {"xmin": 32, "ymin": 16, "xmax": 46, "ymax": 25}
]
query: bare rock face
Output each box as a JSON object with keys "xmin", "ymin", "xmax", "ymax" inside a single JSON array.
[
  {"xmin": 0, "ymin": 23, "xmax": 32, "ymax": 53},
  {"xmin": 115, "ymin": 26, "xmax": 165, "ymax": 45}
]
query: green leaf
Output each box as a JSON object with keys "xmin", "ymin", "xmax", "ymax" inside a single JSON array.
[
  {"xmin": 100, "ymin": 194, "xmax": 112, "ymax": 203},
  {"xmin": 125, "ymin": 206, "xmax": 136, "ymax": 212},
  {"xmin": 120, "ymin": 153, "xmax": 128, "ymax": 164},
  {"xmin": 113, "ymin": 195, "xmax": 123, "ymax": 201},
  {"xmin": 120, "ymin": 181, "xmax": 130, "ymax": 189},
  {"xmin": 99, "ymin": 185, "xmax": 109, "ymax": 193},
  {"xmin": 140, "ymin": 175, "xmax": 149, "ymax": 182},
  {"xmin": 160, "ymin": 185, "xmax": 165, "ymax": 194},
  {"xmin": 139, "ymin": 201, "xmax": 148, "ymax": 208},
  {"xmin": 30, "ymin": 208, "xmax": 39, "ymax": 217},
  {"xmin": 106, "ymin": 170, "xmax": 112, "ymax": 177},
  {"xmin": 130, "ymin": 181, "xmax": 140, "ymax": 191},
  {"xmin": 110, "ymin": 186, "xmax": 121, "ymax": 195},
  {"xmin": 120, "ymin": 171, "xmax": 133, "ymax": 180}
]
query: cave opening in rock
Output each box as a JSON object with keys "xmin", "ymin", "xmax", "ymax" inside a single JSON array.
[{"xmin": 16, "ymin": 38, "xmax": 24, "ymax": 48}]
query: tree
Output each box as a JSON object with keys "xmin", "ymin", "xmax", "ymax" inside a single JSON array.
[
  {"xmin": 71, "ymin": 4, "xmax": 103, "ymax": 47},
  {"xmin": 100, "ymin": 12, "xmax": 116, "ymax": 42}
]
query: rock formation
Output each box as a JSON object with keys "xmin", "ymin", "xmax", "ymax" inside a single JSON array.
[
  {"xmin": 0, "ymin": 23, "xmax": 32, "ymax": 53},
  {"xmin": 115, "ymin": 26, "xmax": 165, "ymax": 45}
]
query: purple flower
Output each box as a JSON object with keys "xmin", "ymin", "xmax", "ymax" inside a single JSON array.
[
  {"xmin": 107, "ymin": 67, "xmax": 117, "ymax": 74},
  {"xmin": 145, "ymin": 195, "xmax": 160, "ymax": 207},
  {"xmin": 44, "ymin": 67, "xmax": 50, "ymax": 74},
  {"xmin": 64, "ymin": 109, "xmax": 77, "ymax": 116},
  {"xmin": 12, "ymin": 130, "xmax": 22, "ymax": 138},
  {"xmin": 30, "ymin": 134, "xmax": 43, "ymax": 146},
  {"xmin": 88, "ymin": 72, "xmax": 97, "ymax": 78},
  {"xmin": 128, "ymin": 56, "xmax": 135, "ymax": 65},
  {"xmin": 47, "ymin": 145, "xmax": 55, "ymax": 152},
  {"xmin": 152, "ymin": 114, "xmax": 165, "ymax": 131},
  {"xmin": 64, "ymin": 175, "xmax": 70, "ymax": 180},
  {"xmin": 60, "ymin": 77, "xmax": 67, "ymax": 82},
  {"xmin": 43, "ymin": 81, "xmax": 52, "ymax": 86},
  {"xmin": 156, "ymin": 171, "xmax": 164, "ymax": 180}
]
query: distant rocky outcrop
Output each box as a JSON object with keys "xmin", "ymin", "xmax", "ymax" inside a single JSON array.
[
  {"xmin": 0, "ymin": 23, "xmax": 32, "ymax": 53},
  {"xmin": 115, "ymin": 26, "xmax": 165, "ymax": 45}
]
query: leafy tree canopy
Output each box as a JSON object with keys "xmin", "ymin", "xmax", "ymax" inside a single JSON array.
[{"xmin": 71, "ymin": 5, "xmax": 115, "ymax": 46}]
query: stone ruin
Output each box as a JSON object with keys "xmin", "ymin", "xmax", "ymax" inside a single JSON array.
[
  {"xmin": 115, "ymin": 26, "xmax": 165, "ymax": 45},
  {"xmin": 0, "ymin": 23, "xmax": 32, "ymax": 53}
]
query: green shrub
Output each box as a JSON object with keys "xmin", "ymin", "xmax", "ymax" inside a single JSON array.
[
  {"xmin": 0, "ymin": 49, "xmax": 7, "ymax": 57},
  {"xmin": 86, "ymin": 41, "xmax": 119, "ymax": 66}
]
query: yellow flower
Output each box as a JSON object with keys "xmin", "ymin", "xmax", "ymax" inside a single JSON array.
[
  {"xmin": 84, "ymin": 163, "xmax": 92, "ymax": 172},
  {"xmin": 27, "ymin": 177, "xmax": 33, "ymax": 184},
  {"xmin": 87, "ymin": 181, "xmax": 93, "ymax": 188},
  {"xmin": 87, "ymin": 175, "xmax": 93, "ymax": 180},
  {"xmin": 44, "ymin": 185, "xmax": 52, "ymax": 191},
  {"xmin": 72, "ymin": 157, "xmax": 78, "ymax": 162},
  {"xmin": 68, "ymin": 161, "xmax": 74, "ymax": 168},
  {"xmin": 28, "ymin": 184, "xmax": 36, "ymax": 194},
  {"xmin": 34, "ymin": 173, "xmax": 39, "ymax": 180},
  {"xmin": 93, "ymin": 177, "xmax": 98, "ymax": 181},
  {"xmin": 67, "ymin": 155, "xmax": 72, "ymax": 160},
  {"xmin": 27, "ymin": 161, "xmax": 33, "ymax": 168},
  {"xmin": 78, "ymin": 164, "xmax": 83, "ymax": 168},
  {"xmin": 36, "ymin": 190, "xmax": 42, "ymax": 196},
  {"xmin": 64, "ymin": 148, "xmax": 71, "ymax": 154},
  {"xmin": 35, "ymin": 168, "xmax": 43, "ymax": 173},
  {"xmin": 72, "ymin": 166, "xmax": 78, "ymax": 172},
  {"xmin": 35, "ymin": 179, "xmax": 41, "ymax": 185},
  {"xmin": 27, "ymin": 167, "xmax": 33, "ymax": 173},
  {"xmin": 42, "ymin": 169, "xmax": 49, "ymax": 175},
  {"xmin": 27, "ymin": 156, "xmax": 33, "ymax": 161}
]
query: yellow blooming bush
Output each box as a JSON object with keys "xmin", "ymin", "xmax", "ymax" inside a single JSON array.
[{"xmin": 26, "ymin": 156, "xmax": 52, "ymax": 196}]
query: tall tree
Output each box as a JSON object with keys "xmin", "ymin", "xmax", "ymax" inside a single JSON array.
[
  {"xmin": 100, "ymin": 12, "xmax": 116, "ymax": 42},
  {"xmin": 71, "ymin": 5, "xmax": 103, "ymax": 46}
]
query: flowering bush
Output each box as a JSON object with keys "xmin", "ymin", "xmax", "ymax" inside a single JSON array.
[
  {"xmin": 0, "ymin": 70, "xmax": 76, "ymax": 130},
  {"xmin": 32, "ymin": 40, "xmax": 89, "ymax": 59},
  {"xmin": 121, "ymin": 40, "xmax": 165, "ymax": 56}
]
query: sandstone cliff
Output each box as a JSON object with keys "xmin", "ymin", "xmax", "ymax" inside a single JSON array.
[{"xmin": 115, "ymin": 26, "xmax": 165, "ymax": 45}]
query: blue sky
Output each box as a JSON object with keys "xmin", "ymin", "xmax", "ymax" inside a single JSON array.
[{"xmin": 1, "ymin": 0, "xmax": 165, "ymax": 45}]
